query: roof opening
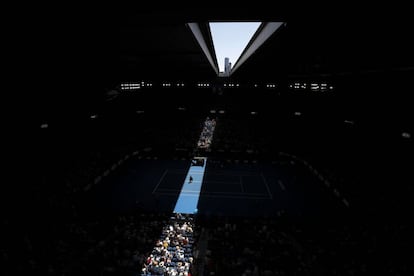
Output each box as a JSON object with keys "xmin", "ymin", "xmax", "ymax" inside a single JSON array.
[{"xmin": 209, "ymin": 22, "xmax": 261, "ymax": 76}]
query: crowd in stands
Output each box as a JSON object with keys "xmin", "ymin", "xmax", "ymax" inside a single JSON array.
[
  {"xmin": 80, "ymin": 212, "xmax": 169, "ymax": 275},
  {"xmin": 202, "ymin": 215, "xmax": 308, "ymax": 275},
  {"xmin": 142, "ymin": 213, "xmax": 195, "ymax": 275},
  {"xmin": 197, "ymin": 117, "xmax": 216, "ymax": 150},
  {"xmin": 21, "ymin": 87, "xmax": 410, "ymax": 276},
  {"xmin": 198, "ymin": 214, "xmax": 409, "ymax": 275},
  {"xmin": 15, "ymin": 107, "xmax": 206, "ymax": 275},
  {"xmin": 3, "ymin": 209, "xmax": 171, "ymax": 275},
  {"xmin": 6, "ymin": 207, "xmax": 408, "ymax": 275},
  {"xmin": 211, "ymin": 117, "xmax": 262, "ymax": 156}
]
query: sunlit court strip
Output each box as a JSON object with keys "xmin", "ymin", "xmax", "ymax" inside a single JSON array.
[
  {"xmin": 173, "ymin": 157, "xmax": 207, "ymax": 214},
  {"xmin": 142, "ymin": 117, "xmax": 215, "ymax": 275}
]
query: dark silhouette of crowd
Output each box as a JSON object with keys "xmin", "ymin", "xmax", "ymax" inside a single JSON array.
[
  {"xmin": 198, "ymin": 214, "xmax": 409, "ymax": 275},
  {"xmin": 16, "ymin": 84, "xmax": 411, "ymax": 276}
]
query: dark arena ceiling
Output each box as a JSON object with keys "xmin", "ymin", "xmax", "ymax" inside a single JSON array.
[
  {"xmin": 35, "ymin": 5, "xmax": 414, "ymax": 87},
  {"xmin": 115, "ymin": 8, "xmax": 414, "ymax": 82},
  {"xmin": 114, "ymin": 7, "xmax": 414, "ymax": 84},
  {"xmin": 32, "ymin": 5, "xmax": 414, "ymax": 129}
]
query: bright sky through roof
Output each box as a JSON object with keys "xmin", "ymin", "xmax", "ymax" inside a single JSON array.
[{"xmin": 210, "ymin": 22, "xmax": 261, "ymax": 73}]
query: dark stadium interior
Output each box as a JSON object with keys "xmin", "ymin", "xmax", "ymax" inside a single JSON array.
[{"xmin": 7, "ymin": 5, "xmax": 414, "ymax": 275}]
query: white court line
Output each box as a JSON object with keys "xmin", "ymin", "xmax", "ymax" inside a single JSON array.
[
  {"xmin": 152, "ymin": 169, "xmax": 168, "ymax": 194},
  {"xmin": 184, "ymin": 190, "xmax": 267, "ymax": 195},
  {"xmin": 201, "ymin": 195, "xmax": 269, "ymax": 200},
  {"xmin": 261, "ymin": 173, "xmax": 273, "ymax": 199},
  {"xmin": 203, "ymin": 191, "xmax": 267, "ymax": 195},
  {"xmin": 168, "ymin": 171, "xmax": 203, "ymax": 175},
  {"xmin": 156, "ymin": 192, "xmax": 270, "ymax": 200},
  {"xmin": 278, "ymin": 180, "xmax": 286, "ymax": 191},
  {"xmin": 204, "ymin": 171, "xmax": 260, "ymax": 176},
  {"xmin": 170, "ymin": 194, "xmax": 202, "ymax": 197},
  {"xmin": 155, "ymin": 189, "xmax": 268, "ymax": 196},
  {"xmin": 180, "ymin": 190, "xmax": 203, "ymax": 193},
  {"xmin": 203, "ymin": 181, "xmax": 241, "ymax": 185},
  {"xmin": 185, "ymin": 172, "xmax": 205, "ymax": 175},
  {"xmin": 176, "ymin": 194, "xmax": 271, "ymax": 199}
]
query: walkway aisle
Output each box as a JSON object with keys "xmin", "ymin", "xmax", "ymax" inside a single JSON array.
[{"xmin": 195, "ymin": 228, "xmax": 209, "ymax": 276}]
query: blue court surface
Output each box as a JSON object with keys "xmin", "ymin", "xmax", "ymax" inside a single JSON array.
[
  {"xmin": 173, "ymin": 157, "xmax": 207, "ymax": 214},
  {"xmin": 82, "ymin": 157, "xmax": 344, "ymax": 218}
]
